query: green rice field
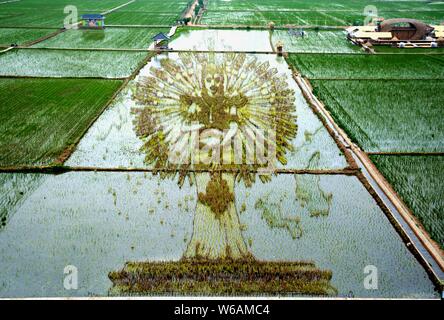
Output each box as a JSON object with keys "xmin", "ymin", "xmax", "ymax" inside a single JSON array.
[
  {"xmin": 0, "ymin": 49, "xmax": 148, "ymax": 78},
  {"xmin": 119, "ymin": 0, "xmax": 191, "ymax": 12},
  {"xmin": 370, "ymin": 155, "xmax": 444, "ymax": 248},
  {"xmin": 0, "ymin": 0, "xmax": 186, "ymax": 27},
  {"xmin": 0, "ymin": 78, "xmax": 122, "ymax": 166},
  {"xmin": 272, "ymin": 30, "xmax": 360, "ymax": 53},
  {"xmin": 0, "ymin": 0, "xmax": 133, "ymax": 11},
  {"xmin": 310, "ymin": 79, "xmax": 444, "ymax": 152},
  {"xmin": 105, "ymin": 11, "xmax": 181, "ymax": 25},
  {"xmin": 0, "ymin": 28, "xmax": 58, "ymax": 46},
  {"xmin": 202, "ymin": 0, "xmax": 444, "ymax": 26},
  {"xmin": 33, "ymin": 27, "xmax": 170, "ymax": 49},
  {"xmin": 201, "ymin": 10, "xmax": 361, "ymax": 26},
  {"xmin": 0, "ymin": 0, "xmax": 443, "ymax": 300},
  {"xmin": 287, "ymin": 54, "xmax": 444, "ymax": 79},
  {"xmin": 0, "ymin": 9, "xmax": 75, "ymax": 28},
  {"xmin": 206, "ymin": 0, "xmax": 444, "ymax": 12}
]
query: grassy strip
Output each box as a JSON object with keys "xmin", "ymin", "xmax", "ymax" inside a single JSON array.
[
  {"xmin": 370, "ymin": 155, "xmax": 444, "ymax": 249},
  {"xmin": 109, "ymin": 259, "xmax": 337, "ymax": 296},
  {"xmin": 0, "ymin": 78, "xmax": 123, "ymax": 166}
]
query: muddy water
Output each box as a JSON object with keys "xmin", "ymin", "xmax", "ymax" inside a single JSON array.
[{"xmin": 0, "ymin": 172, "xmax": 437, "ymax": 298}]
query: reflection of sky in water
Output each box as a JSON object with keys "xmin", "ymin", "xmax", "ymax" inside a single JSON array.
[
  {"xmin": 237, "ymin": 174, "xmax": 437, "ymax": 299},
  {"xmin": 0, "ymin": 172, "xmax": 437, "ymax": 298},
  {"xmin": 66, "ymin": 52, "xmax": 347, "ymax": 169},
  {"xmin": 0, "ymin": 172, "xmax": 194, "ymax": 297},
  {"xmin": 169, "ymin": 29, "xmax": 272, "ymax": 52}
]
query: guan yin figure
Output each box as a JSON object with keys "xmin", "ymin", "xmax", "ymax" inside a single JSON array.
[{"xmin": 109, "ymin": 52, "xmax": 336, "ymax": 296}]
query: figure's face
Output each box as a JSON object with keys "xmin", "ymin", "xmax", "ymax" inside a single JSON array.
[
  {"xmin": 181, "ymin": 69, "xmax": 249, "ymax": 133},
  {"xmin": 133, "ymin": 52, "xmax": 297, "ymax": 171}
]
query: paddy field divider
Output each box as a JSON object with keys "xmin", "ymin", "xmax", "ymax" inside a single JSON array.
[
  {"xmin": 0, "ymin": 74, "xmax": 127, "ymax": 80},
  {"xmin": 0, "ymin": 166, "xmax": 360, "ymax": 176},
  {"xmin": 367, "ymin": 152, "xmax": 444, "ymax": 156}
]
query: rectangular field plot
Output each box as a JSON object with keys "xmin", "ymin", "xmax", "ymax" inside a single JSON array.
[
  {"xmin": 272, "ymin": 30, "xmax": 360, "ymax": 53},
  {"xmin": 0, "ymin": 0, "xmax": 131, "ymax": 11},
  {"xmin": 205, "ymin": 0, "xmax": 440, "ymax": 12},
  {"xmin": 0, "ymin": 9, "xmax": 69, "ymax": 28},
  {"xmin": 118, "ymin": 0, "xmax": 191, "ymax": 12},
  {"xmin": 370, "ymin": 155, "xmax": 444, "ymax": 249},
  {"xmin": 105, "ymin": 11, "xmax": 180, "ymax": 25},
  {"xmin": 202, "ymin": 0, "xmax": 444, "ymax": 25},
  {"xmin": 169, "ymin": 29, "xmax": 272, "ymax": 51},
  {"xmin": 66, "ymin": 52, "xmax": 348, "ymax": 170},
  {"xmin": 33, "ymin": 27, "xmax": 171, "ymax": 49},
  {"xmin": 287, "ymin": 53, "xmax": 444, "ymax": 79},
  {"xmin": 0, "ymin": 172, "xmax": 438, "ymax": 297},
  {"xmin": 201, "ymin": 10, "xmax": 354, "ymax": 26},
  {"xmin": 0, "ymin": 49, "xmax": 148, "ymax": 78},
  {"xmin": 0, "ymin": 28, "xmax": 57, "ymax": 46},
  {"xmin": 380, "ymin": 10, "xmax": 444, "ymax": 25},
  {"xmin": 310, "ymin": 80, "xmax": 444, "ymax": 152},
  {"xmin": 0, "ymin": 78, "xmax": 122, "ymax": 166}
]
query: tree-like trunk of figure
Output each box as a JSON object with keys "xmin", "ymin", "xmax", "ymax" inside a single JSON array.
[
  {"xmin": 184, "ymin": 173, "xmax": 251, "ymax": 260},
  {"xmin": 295, "ymin": 152, "xmax": 333, "ymax": 217}
]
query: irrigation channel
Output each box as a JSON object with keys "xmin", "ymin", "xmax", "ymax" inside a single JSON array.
[{"xmin": 0, "ymin": 27, "xmax": 442, "ymax": 298}]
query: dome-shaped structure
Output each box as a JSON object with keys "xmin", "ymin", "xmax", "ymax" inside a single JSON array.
[{"xmin": 379, "ymin": 18, "xmax": 434, "ymax": 40}]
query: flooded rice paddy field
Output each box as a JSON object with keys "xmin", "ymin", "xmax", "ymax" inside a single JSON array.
[
  {"xmin": 271, "ymin": 30, "xmax": 360, "ymax": 53},
  {"xmin": 0, "ymin": 49, "xmax": 148, "ymax": 78},
  {"xmin": 67, "ymin": 50, "xmax": 348, "ymax": 170},
  {"xmin": 0, "ymin": 23, "xmax": 442, "ymax": 298},
  {"xmin": 168, "ymin": 29, "xmax": 272, "ymax": 52},
  {"xmin": 0, "ymin": 172, "xmax": 437, "ymax": 298}
]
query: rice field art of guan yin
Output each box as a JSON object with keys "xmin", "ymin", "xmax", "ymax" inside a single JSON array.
[{"xmin": 108, "ymin": 52, "xmax": 338, "ymax": 296}]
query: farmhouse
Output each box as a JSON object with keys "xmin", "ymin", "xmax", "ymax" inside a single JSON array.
[
  {"xmin": 347, "ymin": 19, "xmax": 444, "ymax": 48},
  {"xmin": 80, "ymin": 14, "xmax": 105, "ymax": 29},
  {"xmin": 152, "ymin": 32, "xmax": 170, "ymax": 49}
]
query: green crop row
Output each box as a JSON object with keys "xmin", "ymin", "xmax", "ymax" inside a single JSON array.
[
  {"xmin": 116, "ymin": 0, "xmax": 192, "ymax": 12},
  {"xmin": 0, "ymin": 49, "xmax": 148, "ymax": 78},
  {"xmin": 0, "ymin": 78, "xmax": 123, "ymax": 166},
  {"xmin": 370, "ymin": 155, "xmax": 444, "ymax": 249},
  {"xmin": 0, "ymin": 28, "xmax": 58, "ymax": 46},
  {"xmin": 202, "ymin": 0, "xmax": 444, "ymax": 26},
  {"xmin": 310, "ymin": 79, "xmax": 444, "ymax": 153},
  {"xmin": 0, "ymin": 0, "xmax": 188, "ymax": 28},
  {"xmin": 272, "ymin": 30, "xmax": 360, "ymax": 53},
  {"xmin": 0, "ymin": 0, "xmax": 131, "ymax": 11},
  {"xmin": 206, "ymin": 0, "xmax": 444, "ymax": 12},
  {"xmin": 33, "ymin": 27, "xmax": 171, "ymax": 49},
  {"xmin": 287, "ymin": 53, "xmax": 444, "ymax": 79},
  {"xmin": 105, "ymin": 11, "xmax": 180, "ymax": 25}
]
